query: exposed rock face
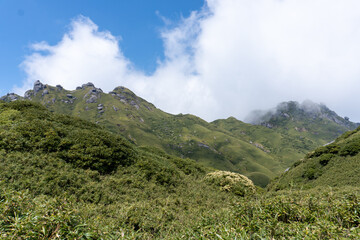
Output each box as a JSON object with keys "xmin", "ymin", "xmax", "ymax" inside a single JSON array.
[
  {"xmin": 0, "ymin": 93, "xmax": 19, "ymax": 102},
  {"xmin": 262, "ymin": 122, "xmax": 273, "ymax": 129},
  {"xmin": 86, "ymin": 95, "xmax": 98, "ymax": 103},
  {"xmin": 252, "ymin": 142, "xmax": 270, "ymax": 153},
  {"xmin": 111, "ymin": 86, "xmax": 143, "ymax": 110},
  {"xmin": 60, "ymin": 99, "xmax": 72, "ymax": 104},
  {"xmin": 129, "ymin": 100, "xmax": 140, "ymax": 110},
  {"xmin": 82, "ymin": 82, "xmax": 95, "ymax": 88},
  {"xmin": 144, "ymin": 105, "xmax": 152, "ymax": 111},
  {"xmin": 42, "ymin": 90, "xmax": 49, "ymax": 96},
  {"xmin": 84, "ymin": 87, "xmax": 102, "ymax": 104},
  {"xmin": 56, "ymin": 85, "xmax": 63, "ymax": 91},
  {"xmin": 24, "ymin": 90, "xmax": 33, "ymax": 99},
  {"xmin": 198, "ymin": 142, "xmax": 210, "ymax": 149},
  {"xmin": 33, "ymin": 80, "xmax": 45, "ymax": 95}
]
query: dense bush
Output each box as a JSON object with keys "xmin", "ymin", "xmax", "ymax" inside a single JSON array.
[
  {"xmin": 229, "ymin": 189, "xmax": 360, "ymax": 239},
  {"xmin": 339, "ymin": 139, "xmax": 360, "ymax": 156},
  {"xmin": 306, "ymin": 143, "xmax": 340, "ymax": 159},
  {"xmin": 204, "ymin": 170, "xmax": 256, "ymax": 196},
  {"xmin": 0, "ymin": 101, "xmax": 136, "ymax": 174},
  {"xmin": 318, "ymin": 153, "xmax": 335, "ymax": 166}
]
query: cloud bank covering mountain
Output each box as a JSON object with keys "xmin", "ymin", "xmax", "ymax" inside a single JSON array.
[{"xmin": 14, "ymin": 0, "xmax": 360, "ymax": 122}]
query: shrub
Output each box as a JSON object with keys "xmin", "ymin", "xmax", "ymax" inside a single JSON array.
[
  {"xmin": 318, "ymin": 153, "xmax": 334, "ymax": 166},
  {"xmin": 339, "ymin": 140, "xmax": 360, "ymax": 156},
  {"xmin": 204, "ymin": 171, "xmax": 256, "ymax": 196},
  {"xmin": 0, "ymin": 185, "xmax": 97, "ymax": 239},
  {"xmin": 0, "ymin": 101, "xmax": 137, "ymax": 174}
]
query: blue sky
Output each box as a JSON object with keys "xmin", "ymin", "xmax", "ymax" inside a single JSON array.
[
  {"xmin": 0, "ymin": 0, "xmax": 203, "ymax": 95},
  {"xmin": 1, "ymin": 0, "xmax": 360, "ymax": 122}
]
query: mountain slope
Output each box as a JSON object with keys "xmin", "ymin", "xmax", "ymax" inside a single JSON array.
[
  {"xmin": 3, "ymin": 82, "xmax": 283, "ymax": 186},
  {"xmin": 2, "ymin": 82, "xmax": 357, "ymax": 187},
  {"xmin": 0, "ymin": 100, "xmax": 257, "ymax": 238},
  {"xmin": 1, "ymin": 101, "xmax": 359, "ymax": 239},
  {"xmin": 246, "ymin": 100, "xmax": 358, "ymax": 141},
  {"xmin": 268, "ymin": 125, "xmax": 360, "ymax": 190}
]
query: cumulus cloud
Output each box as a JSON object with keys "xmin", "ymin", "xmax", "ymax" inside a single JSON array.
[
  {"xmin": 16, "ymin": 0, "xmax": 360, "ymax": 122},
  {"xmin": 16, "ymin": 16, "xmax": 139, "ymax": 93}
]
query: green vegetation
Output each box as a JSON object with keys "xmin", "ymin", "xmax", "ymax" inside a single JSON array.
[
  {"xmin": 0, "ymin": 101, "xmax": 359, "ymax": 238},
  {"xmin": 0, "ymin": 185, "xmax": 97, "ymax": 239},
  {"xmin": 269, "ymin": 125, "xmax": 360, "ymax": 190},
  {"xmin": 204, "ymin": 170, "xmax": 256, "ymax": 196},
  {"xmin": 0, "ymin": 101, "xmax": 238, "ymax": 238},
  {"xmin": 6, "ymin": 83, "xmax": 356, "ymax": 187}
]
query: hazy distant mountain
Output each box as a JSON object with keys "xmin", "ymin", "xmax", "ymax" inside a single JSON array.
[{"xmin": 245, "ymin": 100, "xmax": 358, "ymax": 131}]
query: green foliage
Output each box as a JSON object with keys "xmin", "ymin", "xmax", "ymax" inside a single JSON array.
[
  {"xmin": 204, "ymin": 170, "xmax": 256, "ymax": 196},
  {"xmin": 228, "ymin": 188, "xmax": 360, "ymax": 239},
  {"xmin": 247, "ymin": 172, "xmax": 271, "ymax": 188},
  {"xmin": 307, "ymin": 144, "xmax": 340, "ymax": 159},
  {"xmin": 0, "ymin": 184, "xmax": 97, "ymax": 239},
  {"xmin": 339, "ymin": 139, "xmax": 360, "ymax": 156},
  {"xmin": 270, "ymin": 127, "xmax": 360, "ymax": 190},
  {"xmin": 12, "ymin": 83, "xmax": 356, "ymax": 187},
  {"xmin": 319, "ymin": 153, "xmax": 334, "ymax": 166},
  {"xmin": 0, "ymin": 101, "xmax": 241, "ymax": 238},
  {"xmin": 0, "ymin": 101, "xmax": 136, "ymax": 174},
  {"xmin": 0, "ymin": 99, "xmax": 360, "ymax": 239}
]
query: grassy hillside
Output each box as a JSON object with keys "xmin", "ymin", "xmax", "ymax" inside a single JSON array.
[
  {"xmin": 2, "ymin": 83, "xmax": 357, "ymax": 187},
  {"xmin": 268, "ymin": 125, "xmax": 360, "ymax": 190},
  {"xmin": 213, "ymin": 117, "xmax": 315, "ymax": 170},
  {"xmin": 3, "ymin": 82, "xmax": 285, "ymax": 186},
  {"xmin": 0, "ymin": 101, "xmax": 256, "ymax": 238},
  {"xmin": 0, "ymin": 101, "xmax": 359, "ymax": 239}
]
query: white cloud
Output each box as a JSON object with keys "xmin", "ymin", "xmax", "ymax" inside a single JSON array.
[
  {"xmin": 16, "ymin": 16, "xmax": 138, "ymax": 94},
  {"xmin": 16, "ymin": 1, "xmax": 360, "ymax": 122}
]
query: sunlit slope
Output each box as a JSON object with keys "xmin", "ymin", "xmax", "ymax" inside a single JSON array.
[
  {"xmin": 269, "ymin": 126, "xmax": 360, "ymax": 190},
  {"xmin": 212, "ymin": 112, "xmax": 349, "ymax": 170},
  {"xmin": 4, "ymin": 82, "xmax": 283, "ymax": 186},
  {"xmin": 0, "ymin": 101, "xmax": 258, "ymax": 238},
  {"xmin": 3, "ymin": 82, "xmax": 357, "ymax": 187}
]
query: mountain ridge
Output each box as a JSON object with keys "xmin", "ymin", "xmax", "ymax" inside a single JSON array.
[{"xmin": 2, "ymin": 80, "xmax": 358, "ymax": 187}]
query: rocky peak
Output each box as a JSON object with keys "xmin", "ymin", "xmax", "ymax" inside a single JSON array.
[
  {"xmin": 33, "ymin": 80, "xmax": 46, "ymax": 95},
  {"xmin": 245, "ymin": 100, "xmax": 359, "ymax": 130},
  {"xmin": 0, "ymin": 93, "xmax": 21, "ymax": 102},
  {"xmin": 82, "ymin": 82, "xmax": 95, "ymax": 88}
]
